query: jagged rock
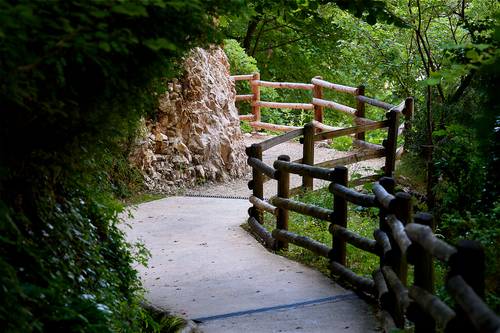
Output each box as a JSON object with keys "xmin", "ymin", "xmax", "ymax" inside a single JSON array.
[{"xmin": 129, "ymin": 46, "xmax": 247, "ymax": 193}]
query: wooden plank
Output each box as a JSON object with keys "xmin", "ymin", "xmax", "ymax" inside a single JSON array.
[
  {"xmin": 311, "ymin": 78, "xmax": 358, "ymax": 95},
  {"xmin": 239, "ymin": 114, "xmax": 255, "ymax": 121},
  {"xmin": 312, "ymin": 97, "xmax": 357, "ymax": 116},
  {"xmin": 313, "ymin": 120, "xmax": 389, "ymax": 141},
  {"xmin": 329, "ymin": 183, "xmax": 377, "ymax": 207},
  {"xmin": 231, "ymin": 74, "xmax": 254, "ymax": 81},
  {"xmin": 249, "ymin": 121, "xmax": 300, "ymax": 132},
  {"xmin": 255, "ymin": 80, "xmax": 314, "ymax": 90},
  {"xmin": 249, "ymin": 196, "xmax": 278, "ymax": 216},
  {"xmin": 330, "ymin": 262, "xmax": 375, "ymax": 294},
  {"xmin": 330, "ymin": 224, "xmax": 379, "ymax": 255},
  {"xmin": 247, "ymin": 157, "xmax": 277, "ymax": 179},
  {"xmin": 272, "ymin": 229, "xmax": 330, "ymax": 257},
  {"xmin": 274, "ymin": 160, "xmax": 334, "ymax": 181},
  {"xmin": 314, "ymin": 149, "xmax": 386, "ymax": 168},
  {"xmin": 271, "ymin": 197, "xmax": 333, "ymax": 222},
  {"xmin": 405, "ymin": 224, "xmax": 457, "ymax": 263},
  {"xmin": 257, "ymin": 128, "xmax": 304, "ymax": 151},
  {"xmin": 447, "ymin": 275, "xmax": 500, "ymax": 333},
  {"xmin": 248, "ymin": 217, "xmax": 275, "ymax": 249},
  {"xmin": 235, "ymin": 94, "xmax": 253, "ymax": 101},
  {"xmin": 254, "ymin": 101, "xmax": 314, "ymax": 110}
]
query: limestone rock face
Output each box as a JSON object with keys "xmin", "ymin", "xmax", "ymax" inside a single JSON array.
[{"xmin": 129, "ymin": 46, "xmax": 247, "ymax": 193}]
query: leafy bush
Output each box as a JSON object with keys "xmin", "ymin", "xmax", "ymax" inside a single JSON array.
[{"xmin": 0, "ymin": 0, "xmax": 242, "ymax": 331}]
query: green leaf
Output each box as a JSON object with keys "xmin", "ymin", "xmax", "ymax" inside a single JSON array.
[
  {"xmin": 111, "ymin": 3, "xmax": 148, "ymax": 17},
  {"xmin": 143, "ymin": 38, "xmax": 176, "ymax": 51}
]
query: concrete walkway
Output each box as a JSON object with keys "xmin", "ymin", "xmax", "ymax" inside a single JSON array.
[{"xmin": 124, "ymin": 196, "xmax": 381, "ymax": 332}]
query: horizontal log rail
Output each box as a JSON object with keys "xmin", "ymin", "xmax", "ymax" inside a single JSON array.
[
  {"xmin": 273, "ymin": 160, "xmax": 335, "ymax": 181},
  {"xmin": 247, "ymin": 157, "xmax": 277, "ymax": 180},
  {"xmin": 254, "ymin": 80, "xmax": 314, "ymax": 90},
  {"xmin": 331, "ymin": 261, "xmax": 375, "ymax": 294},
  {"xmin": 408, "ymin": 286, "xmax": 456, "ymax": 329},
  {"xmin": 372, "ymin": 182, "xmax": 396, "ymax": 210},
  {"xmin": 313, "ymin": 120, "xmax": 389, "ymax": 141},
  {"xmin": 230, "ymin": 74, "xmax": 254, "ymax": 81},
  {"xmin": 249, "ymin": 196, "xmax": 278, "ymax": 216},
  {"xmin": 329, "ymin": 183, "xmax": 377, "ymax": 207},
  {"xmin": 272, "ymin": 229, "xmax": 331, "ymax": 258},
  {"xmin": 330, "ymin": 224, "xmax": 380, "ymax": 255},
  {"xmin": 235, "ymin": 94, "xmax": 253, "ymax": 101},
  {"xmin": 311, "ymin": 78, "xmax": 358, "ymax": 95},
  {"xmin": 405, "ymin": 224, "xmax": 457, "ymax": 263},
  {"xmin": 249, "ymin": 121, "xmax": 301, "ymax": 132},
  {"xmin": 253, "ymin": 101, "xmax": 315, "ymax": 110},
  {"xmin": 312, "ymin": 97, "xmax": 357, "ymax": 116},
  {"xmin": 248, "ymin": 217, "xmax": 275, "ymax": 249},
  {"xmin": 386, "ymin": 214, "xmax": 412, "ymax": 254},
  {"xmin": 271, "ymin": 197, "xmax": 333, "ymax": 221},
  {"xmin": 239, "ymin": 114, "xmax": 255, "ymax": 121},
  {"xmin": 314, "ymin": 149, "xmax": 386, "ymax": 169},
  {"xmin": 356, "ymin": 95, "xmax": 395, "ymax": 110}
]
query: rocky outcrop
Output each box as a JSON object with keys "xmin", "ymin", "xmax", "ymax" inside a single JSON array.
[{"xmin": 129, "ymin": 46, "xmax": 247, "ymax": 193}]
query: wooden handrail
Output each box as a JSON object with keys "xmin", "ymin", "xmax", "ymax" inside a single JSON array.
[
  {"xmin": 254, "ymin": 80, "xmax": 314, "ymax": 90},
  {"xmin": 311, "ymin": 78, "xmax": 358, "ymax": 95}
]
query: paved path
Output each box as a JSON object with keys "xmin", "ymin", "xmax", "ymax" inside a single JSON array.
[{"xmin": 124, "ymin": 196, "xmax": 381, "ymax": 332}]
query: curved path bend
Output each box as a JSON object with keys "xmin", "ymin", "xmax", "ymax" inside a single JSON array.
[{"xmin": 124, "ymin": 196, "xmax": 381, "ymax": 332}]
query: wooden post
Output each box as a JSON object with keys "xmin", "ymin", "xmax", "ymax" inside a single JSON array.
[
  {"xmin": 302, "ymin": 123, "xmax": 315, "ymax": 191},
  {"xmin": 250, "ymin": 144, "xmax": 264, "ymax": 223},
  {"xmin": 276, "ymin": 155, "xmax": 290, "ymax": 251},
  {"xmin": 383, "ymin": 110, "xmax": 400, "ymax": 177},
  {"xmin": 394, "ymin": 192, "xmax": 411, "ymax": 285},
  {"xmin": 331, "ymin": 166, "xmax": 348, "ymax": 266},
  {"xmin": 312, "ymin": 76, "xmax": 324, "ymax": 124},
  {"xmin": 410, "ymin": 212, "xmax": 436, "ymax": 333},
  {"xmin": 355, "ymin": 85, "xmax": 366, "ymax": 141},
  {"xmin": 446, "ymin": 240, "xmax": 486, "ymax": 332},
  {"xmin": 251, "ymin": 72, "xmax": 261, "ymax": 130}
]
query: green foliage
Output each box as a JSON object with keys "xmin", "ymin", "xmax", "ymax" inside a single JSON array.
[{"xmin": 0, "ymin": 0, "xmax": 243, "ymax": 331}]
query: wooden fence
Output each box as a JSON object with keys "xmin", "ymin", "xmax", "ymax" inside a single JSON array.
[{"xmin": 245, "ymin": 129, "xmax": 500, "ymax": 332}]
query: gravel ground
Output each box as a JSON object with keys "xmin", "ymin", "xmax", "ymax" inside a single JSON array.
[{"xmin": 184, "ymin": 133, "xmax": 384, "ymax": 199}]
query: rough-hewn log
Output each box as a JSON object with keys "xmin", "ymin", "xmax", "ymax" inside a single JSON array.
[
  {"xmin": 257, "ymin": 128, "xmax": 303, "ymax": 151},
  {"xmin": 329, "ymin": 183, "xmax": 377, "ymax": 207},
  {"xmin": 382, "ymin": 266, "xmax": 410, "ymax": 312},
  {"xmin": 249, "ymin": 121, "xmax": 301, "ymax": 132},
  {"xmin": 356, "ymin": 95, "xmax": 396, "ymax": 110},
  {"xmin": 408, "ymin": 286, "xmax": 456, "ymax": 329},
  {"xmin": 235, "ymin": 94, "xmax": 254, "ymax": 102},
  {"xmin": 248, "ymin": 217, "xmax": 275, "ymax": 249},
  {"xmin": 302, "ymin": 123, "xmax": 315, "ymax": 190},
  {"xmin": 249, "ymin": 196, "xmax": 278, "ymax": 216},
  {"xmin": 405, "ymin": 224, "xmax": 457, "ymax": 263},
  {"xmin": 313, "ymin": 120, "xmax": 389, "ymax": 141},
  {"xmin": 355, "ymin": 85, "xmax": 366, "ymax": 141},
  {"xmin": 352, "ymin": 139, "xmax": 384, "ymax": 151},
  {"xmin": 373, "ymin": 269, "xmax": 391, "ymax": 308},
  {"xmin": 332, "ymin": 166, "xmax": 348, "ymax": 266},
  {"xmin": 372, "ymin": 182, "xmax": 397, "ymax": 210},
  {"xmin": 374, "ymin": 229, "xmax": 392, "ymax": 258},
  {"xmin": 231, "ymin": 74, "xmax": 254, "ymax": 81},
  {"xmin": 272, "ymin": 229, "xmax": 330, "ymax": 258},
  {"xmin": 254, "ymin": 101, "xmax": 314, "ymax": 110},
  {"xmin": 311, "ymin": 78, "xmax": 358, "ymax": 95},
  {"xmin": 349, "ymin": 174, "xmax": 380, "ymax": 187},
  {"xmin": 247, "ymin": 157, "xmax": 277, "ymax": 180},
  {"xmin": 248, "ymin": 144, "xmax": 264, "ymax": 223},
  {"xmin": 239, "ymin": 114, "xmax": 255, "ymax": 121},
  {"xmin": 271, "ymin": 197, "xmax": 333, "ymax": 222},
  {"xmin": 251, "ymin": 73, "xmax": 261, "ymax": 123},
  {"xmin": 384, "ymin": 110, "xmax": 400, "ymax": 177},
  {"xmin": 386, "ymin": 214, "xmax": 411, "ymax": 255},
  {"xmin": 312, "ymin": 76, "xmax": 324, "ymax": 124},
  {"xmin": 276, "ymin": 155, "xmax": 291, "ymax": 251},
  {"xmin": 254, "ymin": 80, "xmax": 314, "ymax": 90},
  {"xmin": 330, "ymin": 224, "xmax": 379, "ymax": 255},
  {"xmin": 273, "ymin": 160, "xmax": 334, "ymax": 181},
  {"xmin": 330, "ymin": 262, "xmax": 375, "ymax": 295},
  {"xmin": 315, "ymin": 149, "xmax": 386, "ymax": 169},
  {"xmin": 311, "ymin": 120, "xmax": 341, "ymax": 132},
  {"xmin": 447, "ymin": 275, "xmax": 500, "ymax": 333},
  {"xmin": 312, "ymin": 98, "xmax": 357, "ymax": 116}
]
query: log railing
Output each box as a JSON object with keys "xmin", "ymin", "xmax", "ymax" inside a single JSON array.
[
  {"xmin": 231, "ymin": 73, "xmax": 414, "ymax": 161},
  {"xmin": 244, "ymin": 129, "xmax": 500, "ymax": 332}
]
